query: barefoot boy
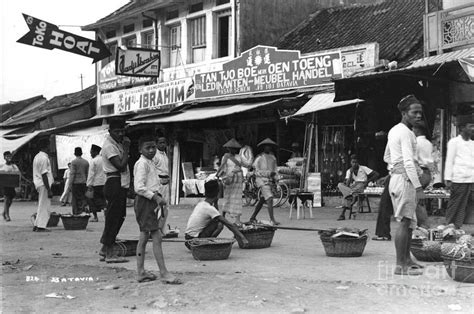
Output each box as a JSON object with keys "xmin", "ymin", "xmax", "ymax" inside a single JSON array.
[
  {"xmin": 185, "ymin": 179, "xmax": 249, "ymax": 247},
  {"xmin": 134, "ymin": 135, "xmax": 181, "ymax": 284}
]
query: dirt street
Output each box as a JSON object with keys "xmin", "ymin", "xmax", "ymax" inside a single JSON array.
[{"xmin": 1, "ymin": 200, "xmax": 473, "ymax": 313}]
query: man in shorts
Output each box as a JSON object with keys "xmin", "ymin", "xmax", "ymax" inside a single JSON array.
[
  {"xmin": 249, "ymin": 138, "xmax": 279, "ymax": 225},
  {"xmin": 185, "ymin": 179, "xmax": 248, "ymax": 247},
  {"xmin": 384, "ymin": 95, "xmax": 425, "ymax": 276}
]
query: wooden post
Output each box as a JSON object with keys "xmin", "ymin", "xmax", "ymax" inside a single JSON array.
[{"xmin": 314, "ymin": 113, "xmax": 319, "ymax": 172}]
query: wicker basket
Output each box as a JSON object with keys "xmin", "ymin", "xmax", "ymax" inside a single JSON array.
[
  {"xmin": 410, "ymin": 240, "xmax": 443, "ymax": 262},
  {"xmin": 443, "ymin": 258, "xmax": 474, "ymax": 283},
  {"xmin": 30, "ymin": 212, "xmax": 61, "ymax": 227},
  {"xmin": 188, "ymin": 238, "xmax": 235, "ymax": 261},
  {"xmin": 112, "ymin": 240, "xmax": 138, "ymax": 257},
  {"xmin": 320, "ymin": 235, "xmax": 368, "ymax": 257},
  {"xmin": 60, "ymin": 215, "xmax": 90, "ymax": 230},
  {"xmin": 236, "ymin": 228, "xmax": 276, "ymax": 249}
]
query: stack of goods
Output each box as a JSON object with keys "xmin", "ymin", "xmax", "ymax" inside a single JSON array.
[
  {"xmin": 319, "ymin": 228, "xmax": 368, "ymax": 257},
  {"xmin": 410, "ymin": 225, "xmax": 466, "ymax": 262},
  {"xmin": 187, "ymin": 238, "xmax": 235, "ymax": 261},
  {"xmin": 441, "ymin": 235, "xmax": 474, "ymax": 283},
  {"xmin": 424, "ymin": 188, "xmax": 450, "ymax": 198},
  {"xmin": 195, "ymin": 169, "xmax": 217, "ymax": 180},
  {"xmin": 278, "ymin": 158, "xmax": 304, "ymax": 188},
  {"xmin": 237, "ymin": 223, "xmax": 276, "ymax": 249}
]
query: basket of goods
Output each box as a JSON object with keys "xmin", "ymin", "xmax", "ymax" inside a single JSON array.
[
  {"xmin": 112, "ymin": 239, "xmax": 138, "ymax": 257},
  {"xmin": 187, "ymin": 238, "xmax": 235, "ymax": 261},
  {"xmin": 319, "ymin": 228, "xmax": 368, "ymax": 257},
  {"xmin": 30, "ymin": 212, "xmax": 61, "ymax": 227},
  {"xmin": 60, "ymin": 213, "xmax": 90, "ymax": 230},
  {"xmin": 441, "ymin": 235, "xmax": 474, "ymax": 283},
  {"xmin": 236, "ymin": 223, "xmax": 276, "ymax": 249},
  {"xmin": 410, "ymin": 227, "xmax": 443, "ymax": 262}
]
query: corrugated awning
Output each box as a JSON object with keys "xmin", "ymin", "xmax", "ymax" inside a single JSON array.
[
  {"xmin": 290, "ymin": 93, "xmax": 363, "ymax": 117},
  {"xmin": 0, "ymin": 131, "xmax": 40, "ymax": 159},
  {"xmin": 128, "ymin": 99, "xmax": 281, "ymax": 125}
]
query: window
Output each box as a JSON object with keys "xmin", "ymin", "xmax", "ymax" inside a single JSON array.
[
  {"xmin": 169, "ymin": 25, "xmax": 181, "ymax": 67},
  {"xmin": 124, "ymin": 36, "xmax": 137, "ymax": 47},
  {"xmin": 189, "ymin": 2, "xmax": 203, "ymax": 13},
  {"xmin": 216, "ymin": 0, "xmax": 230, "ymax": 5},
  {"xmin": 217, "ymin": 15, "xmax": 230, "ymax": 57},
  {"xmin": 102, "ymin": 41, "xmax": 117, "ymax": 67},
  {"xmin": 166, "ymin": 9, "xmax": 179, "ymax": 20},
  {"xmin": 123, "ymin": 23, "xmax": 135, "ymax": 34},
  {"xmin": 142, "ymin": 19, "xmax": 153, "ymax": 28},
  {"xmin": 105, "ymin": 30, "xmax": 116, "ymax": 39},
  {"xmin": 142, "ymin": 31, "xmax": 154, "ymax": 49},
  {"xmin": 190, "ymin": 16, "xmax": 206, "ymax": 63}
]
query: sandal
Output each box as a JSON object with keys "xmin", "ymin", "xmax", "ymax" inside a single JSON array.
[
  {"xmin": 161, "ymin": 277, "xmax": 183, "ymax": 285},
  {"xmin": 372, "ymin": 236, "xmax": 391, "ymax": 241},
  {"xmin": 137, "ymin": 271, "xmax": 157, "ymax": 283},
  {"xmin": 105, "ymin": 256, "xmax": 128, "ymax": 264}
]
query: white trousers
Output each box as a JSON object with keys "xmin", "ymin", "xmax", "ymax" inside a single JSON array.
[{"xmin": 35, "ymin": 186, "xmax": 51, "ymax": 228}]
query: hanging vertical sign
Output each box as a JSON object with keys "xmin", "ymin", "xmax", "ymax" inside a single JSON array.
[{"xmin": 17, "ymin": 14, "xmax": 111, "ymax": 63}]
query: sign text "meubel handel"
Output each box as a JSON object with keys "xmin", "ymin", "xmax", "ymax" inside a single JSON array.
[{"xmin": 194, "ymin": 46, "xmax": 342, "ymax": 98}]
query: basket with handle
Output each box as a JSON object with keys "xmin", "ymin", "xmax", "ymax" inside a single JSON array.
[
  {"xmin": 60, "ymin": 214, "xmax": 90, "ymax": 230},
  {"xmin": 187, "ymin": 238, "xmax": 235, "ymax": 260},
  {"xmin": 320, "ymin": 234, "xmax": 368, "ymax": 257},
  {"xmin": 236, "ymin": 227, "xmax": 276, "ymax": 249}
]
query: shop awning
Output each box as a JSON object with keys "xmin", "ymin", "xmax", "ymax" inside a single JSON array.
[
  {"xmin": 128, "ymin": 99, "xmax": 281, "ymax": 125},
  {"xmin": 0, "ymin": 131, "xmax": 40, "ymax": 159},
  {"xmin": 290, "ymin": 93, "xmax": 363, "ymax": 117}
]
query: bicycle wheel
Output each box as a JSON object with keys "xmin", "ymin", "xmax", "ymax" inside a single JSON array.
[
  {"xmin": 257, "ymin": 185, "xmax": 283, "ymax": 207},
  {"xmin": 242, "ymin": 183, "xmax": 258, "ymax": 207},
  {"xmin": 275, "ymin": 182, "xmax": 289, "ymax": 207}
]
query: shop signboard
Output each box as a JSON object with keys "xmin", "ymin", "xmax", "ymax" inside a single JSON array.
[
  {"xmin": 101, "ymin": 78, "xmax": 194, "ymax": 113},
  {"xmin": 99, "ymin": 61, "xmax": 151, "ymax": 91},
  {"xmin": 341, "ymin": 43, "xmax": 379, "ymax": 77},
  {"xmin": 17, "ymin": 14, "xmax": 110, "ymax": 63},
  {"xmin": 115, "ymin": 47, "xmax": 160, "ymax": 77},
  {"xmin": 194, "ymin": 45, "xmax": 343, "ymax": 99},
  {"xmin": 55, "ymin": 132, "xmax": 108, "ymax": 169}
]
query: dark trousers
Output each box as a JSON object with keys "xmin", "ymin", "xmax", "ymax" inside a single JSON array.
[
  {"xmin": 446, "ymin": 183, "xmax": 474, "ymax": 229},
  {"xmin": 375, "ymin": 177, "xmax": 393, "ymax": 238},
  {"xmin": 87, "ymin": 185, "xmax": 106, "ymax": 214},
  {"xmin": 100, "ymin": 177, "xmax": 127, "ymax": 246},
  {"xmin": 72, "ymin": 183, "xmax": 87, "ymax": 215}
]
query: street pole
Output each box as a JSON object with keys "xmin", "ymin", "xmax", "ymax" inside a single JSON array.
[{"xmin": 79, "ymin": 74, "xmax": 83, "ymax": 90}]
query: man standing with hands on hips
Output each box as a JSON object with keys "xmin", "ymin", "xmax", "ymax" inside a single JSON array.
[
  {"xmin": 384, "ymin": 95, "xmax": 425, "ymax": 276},
  {"xmin": 99, "ymin": 118, "xmax": 131, "ymax": 263}
]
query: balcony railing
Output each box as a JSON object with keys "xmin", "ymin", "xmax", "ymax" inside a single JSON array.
[{"xmin": 424, "ymin": 3, "xmax": 474, "ymax": 55}]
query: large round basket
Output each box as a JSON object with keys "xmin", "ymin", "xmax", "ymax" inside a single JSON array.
[
  {"xmin": 60, "ymin": 215, "xmax": 90, "ymax": 230},
  {"xmin": 442, "ymin": 258, "xmax": 474, "ymax": 283},
  {"xmin": 188, "ymin": 238, "xmax": 235, "ymax": 261},
  {"xmin": 320, "ymin": 235, "xmax": 368, "ymax": 257},
  {"xmin": 410, "ymin": 240, "xmax": 443, "ymax": 262},
  {"xmin": 112, "ymin": 240, "xmax": 138, "ymax": 257},
  {"xmin": 236, "ymin": 228, "xmax": 276, "ymax": 249}
]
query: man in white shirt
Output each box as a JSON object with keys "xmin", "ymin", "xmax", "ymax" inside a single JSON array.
[
  {"xmin": 384, "ymin": 95, "xmax": 425, "ymax": 276},
  {"xmin": 444, "ymin": 114, "xmax": 474, "ymax": 228},
  {"xmin": 413, "ymin": 123, "xmax": 434, "ymax": 228},
  {"xmin": 87, "ymin": 144, "xmax": 106, "ymax": 222},
  {"xmin": 185, "ymin": 179, "xmax": 248, "ymax": 247},
  {"xmin": 337, "ymin": 154, "xmax": 379, "ymax": 220},
  {"xmin": 99, "ymin": 118, "xmax": 131, "ymax": 263},
  {"xmin": 32, "ymin": 139, "xmax": 54, "ymax": 232}
]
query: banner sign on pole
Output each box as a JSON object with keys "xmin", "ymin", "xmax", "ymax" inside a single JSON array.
[
  {"xmin": 115, "ymin": 47, "xmax": 160, "ymax": 77},
  {"xmin": 17, "ymin": 14, "xmax": 111, "ymax": 63},
  {"xmin": 194, "ymin": 45, "xmax": 343, "ymax": 99}
]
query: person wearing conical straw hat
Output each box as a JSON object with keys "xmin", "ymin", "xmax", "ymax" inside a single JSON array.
[
  {"xmin": 217, "ymin": 138, "xmax": 244, "ymax": 225},
  {"xmin": 249, "ymin": 138, "xmax": 280, "ymax": 225}
]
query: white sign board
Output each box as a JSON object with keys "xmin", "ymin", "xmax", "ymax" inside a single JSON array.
[
  {"xmin": 306, "ymin": 172, "xmax": 322, "ymax": 207},
  {"xmin": 55, "ymin": 131, "xmax": 108, "ymax": 169},
  {"xmin": 115, "ymin": 47, "xmax": 160, "ymax": 77}
]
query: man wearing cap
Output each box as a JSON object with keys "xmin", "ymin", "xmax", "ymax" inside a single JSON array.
[
  {"xmin": 99, "ymin": 118, "xmax": 131, "ymax": 263},
  {"xmin": 69, "ymin": 147, "xmax": 89, "ymax": 215},
  {"xmin": 384, "ymin": 95, "xmax": 425, "ymax": 276},
  {"xmin": 87, "ymin": 144, "xmax": 106, "ymax": 222},
  {"xmin": 249, "ymin": 138, "xmax": 280, "ymax": 225},
  {"xmin": 444, "ymin": 114, "xmax": 474, "ymax": 228}
]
